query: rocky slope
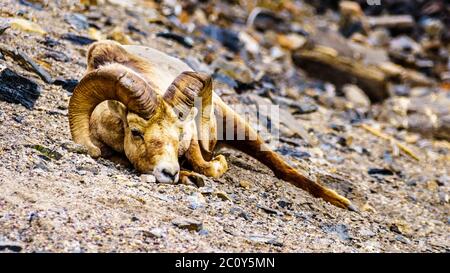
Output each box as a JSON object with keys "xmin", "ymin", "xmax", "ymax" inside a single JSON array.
[{"xmin": 0, "ymin": 0, "xmax": 448, "ymax": 252}]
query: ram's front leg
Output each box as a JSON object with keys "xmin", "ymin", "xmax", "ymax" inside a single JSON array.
[{"xmin": 184, "ymin": 137, "xmax": 228, "ymax": 178}]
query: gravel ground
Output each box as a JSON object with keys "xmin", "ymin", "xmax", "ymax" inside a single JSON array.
[{"xmin": 0, "ymin": 0, "xmax": 449, "ymax": 252}]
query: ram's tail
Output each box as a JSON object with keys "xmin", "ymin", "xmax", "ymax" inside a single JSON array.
[{"xmin": 215, "ymin": 99, "xmax": 356, "ymax": 211}]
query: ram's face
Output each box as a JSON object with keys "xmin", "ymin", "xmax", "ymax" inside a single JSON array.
[{"xmin": 124, "ymin": 102, "xmax": 182, "ymax": 183}]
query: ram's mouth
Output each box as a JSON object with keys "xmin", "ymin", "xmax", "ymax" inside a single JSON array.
[{"xmin": 154, "ymin": 172, "xmax": 180, "ymax": 184}]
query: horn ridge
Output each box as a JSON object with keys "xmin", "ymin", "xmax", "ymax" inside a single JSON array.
[{"xmin": 68, "ymin": 62, "xmax": 159, "ymax": 158}]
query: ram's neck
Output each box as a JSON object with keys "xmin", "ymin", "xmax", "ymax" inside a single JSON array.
[{"xmin": 123, "ymin": 45, "xmax": 194, "ymax": 95}]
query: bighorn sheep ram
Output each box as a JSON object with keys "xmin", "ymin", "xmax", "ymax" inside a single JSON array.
[{"xmin": 68, "ymin": 40, "xmax": 355, "ymax": 210}]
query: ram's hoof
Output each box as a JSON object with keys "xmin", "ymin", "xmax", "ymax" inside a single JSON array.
[{"xmin": 179, "ymin": 170, "xmax": 206, "ymax": 187}]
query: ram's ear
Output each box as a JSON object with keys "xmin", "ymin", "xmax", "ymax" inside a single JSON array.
[{"xmin": 163, "ymin": 71, "xmax": 215, "ymax": 153}]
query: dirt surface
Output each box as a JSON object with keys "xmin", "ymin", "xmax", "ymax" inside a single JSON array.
[{"xmin": 0, "ymin": 0, "xmax": 449, "ymax": 252}]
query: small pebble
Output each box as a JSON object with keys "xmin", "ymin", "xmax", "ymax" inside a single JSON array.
[
  {"xmin": 172, "ymin": 218, "xmax": 203, "ymax": 232},
  {"xmin": 215, "ymin": 191, "xmax": 233, "ymax": 202},
  {"xmin": 140, "ymin": 174, "xmax": 156, "ymax": 184}
]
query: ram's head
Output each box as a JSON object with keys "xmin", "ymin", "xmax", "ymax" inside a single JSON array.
[{"xmin": 68, "ymin": 41, "xmax": 214, "ymax": 183}]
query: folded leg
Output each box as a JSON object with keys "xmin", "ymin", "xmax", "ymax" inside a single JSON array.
[{"xmin": 184, "ymin": 137, "xmax": 228, "ymax": 178}]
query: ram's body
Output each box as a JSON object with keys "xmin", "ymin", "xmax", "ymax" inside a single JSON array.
[{"xmin": 69, "ymin": 41, "xmax": 354, "ymax": 210}]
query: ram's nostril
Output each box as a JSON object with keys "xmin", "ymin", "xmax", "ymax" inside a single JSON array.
[
  {"xmin": 154, "ymin": 164, "xmax": 180, "ymax": 184},
  {"xmin": 161, "ymin": 168, "xmax": 178, "ymax": 180}
]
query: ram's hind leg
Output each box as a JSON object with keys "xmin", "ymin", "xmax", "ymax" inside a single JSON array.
[
  {"xmin": 185, "ymin": 138, "xmax": 228, "ymax": 178},
  {"xmin": 214, "ymin": 99, "xmax": 355, "ymax": 211}
]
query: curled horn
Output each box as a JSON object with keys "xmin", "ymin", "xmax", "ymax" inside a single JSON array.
[
  {"xmin": 68, "ymin": 63, "xmax": 159, "ymax": 157},
  {"xmin": 163, "ymin": 71, "xmax": 215, "ymax": 153}
]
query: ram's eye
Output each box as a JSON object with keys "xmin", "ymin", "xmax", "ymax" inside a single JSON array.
[{"xmin": 131, "ymin": 128, "xmax": 143, "ymax": 138}]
